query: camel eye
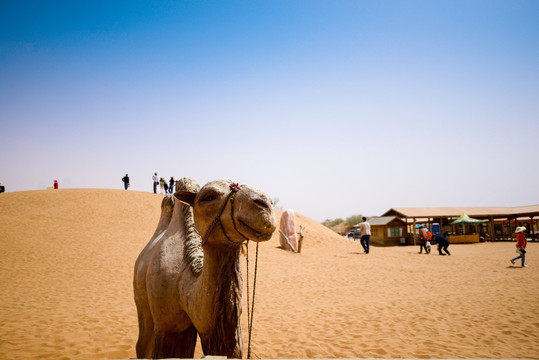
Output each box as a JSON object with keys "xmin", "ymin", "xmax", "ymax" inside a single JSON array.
[{"xmin": 201, "ymin": 193, "xmax": 218, "ymax": 202}]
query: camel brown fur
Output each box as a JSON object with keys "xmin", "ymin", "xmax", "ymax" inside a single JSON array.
[{"xmin": 133, "ymin": 178, "xmax": 276, "ymax": 359}]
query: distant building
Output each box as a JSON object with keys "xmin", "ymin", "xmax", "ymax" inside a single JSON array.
[
  {"xmin": 382, "ymin": 205, "xmax": 539, "ymax": 243},
  {"xmin": 359, "ymin": 216, "xmax": 408, "ymax": 246}
]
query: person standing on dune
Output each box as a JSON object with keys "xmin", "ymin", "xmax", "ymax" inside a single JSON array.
[
  {"xmin": 122, "ymin": 174, "xmax": 130, "ymax": 190},
  {"xmin": 152, "ymin": 173, "xmax": 158, "ymax": 194}
]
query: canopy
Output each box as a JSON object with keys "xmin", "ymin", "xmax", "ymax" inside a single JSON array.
[{"xmin": 450, "ymin": 213, "xmax": 489, "ymax": 225}]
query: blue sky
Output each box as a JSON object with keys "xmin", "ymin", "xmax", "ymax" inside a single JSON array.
[{"xmin": 1, "ymin": 0, "xmax": 538, "ymax": 221}]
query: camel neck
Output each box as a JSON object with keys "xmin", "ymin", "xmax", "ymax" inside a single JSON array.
[
  {"xmin": 192, "ymin": 244, "xmax": 243, "ymax": 336},
  {"xmin": 201, "ymin": 245, "xmax": 242, "ymax": 299}
]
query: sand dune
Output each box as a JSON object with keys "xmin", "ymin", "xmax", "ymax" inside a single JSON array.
[{"xmin": 0, "ymin": 188, "xmax": 538, "ymax": 359}]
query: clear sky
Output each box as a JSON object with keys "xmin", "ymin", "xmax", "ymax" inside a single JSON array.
[{"xmin": 1, "ymin": 0, "xmax": 538, "ymax": 222}]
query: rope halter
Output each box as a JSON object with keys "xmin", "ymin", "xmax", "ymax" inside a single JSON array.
[{"xmin": 201, "ymin": 182, "xmax": 250, "ymax": 246}]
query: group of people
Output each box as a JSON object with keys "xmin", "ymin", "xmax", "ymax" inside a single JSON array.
[
  {"xmin": 359, "ymin": 220, "xmax": 528, "ymax": 267},
  {"xmin": 152, "ymin": 173, "xmax": 176, "ymax": 195},
  {"xmin": 120, "ymin": 173, "xmax": 177, "ymax": 195},
  {"xmin": 417, "ymin": 225, "xmax": 451, "ymax": 256},
  {"xmin": 417, "ymin": 224, "xmax": 530, "ymax": 266},
  {"xmin": 354, "ymin": 219, "xmax": 452, "ymax": 256}
]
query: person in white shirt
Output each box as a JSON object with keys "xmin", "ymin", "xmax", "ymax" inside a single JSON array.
[
  {"xmin": 359, "ymin": 217, "xmax": 371, "ymax": 254},
  {"xmin": 152, "ymin": 173, "xmax": 159, "ymax": 194}
]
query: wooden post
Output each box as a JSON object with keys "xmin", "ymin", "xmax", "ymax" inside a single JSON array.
[
  {"xmin": 414, "ymin": 218, "xmax": 417, "ymax": 245},
  {"xmin": 489, "ymin": 217, "xmax": 495, "ymax": 242},
  {"xmin": 297, "ymin": 226, "xmax": 305, "ymax": 253},
  {"xmin": 509, "ymin": 218, "xmax": 514, "ymax": 241},
  {"xmin": 529, "ymin": 216, "xmax": 535, "ymax": 241}
]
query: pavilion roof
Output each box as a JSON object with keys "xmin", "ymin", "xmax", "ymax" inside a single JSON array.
[
  {"xmin": 382, "ymin": 205, "xmax": 539, "ymax": 219},
  {"xmin": 359, "ymin": 216, "xmax": 405, "ymax": 226}
]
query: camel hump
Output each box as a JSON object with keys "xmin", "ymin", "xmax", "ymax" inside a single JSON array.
[
  {"xmin": 174, "ymin": 177, "xmax": 200, "ymax": 197},
  {"xmin": 152, "ymin": 195, "xmax": 175, "ymax": 236},
  {"xmin": 153, "ymin": 178, "xmax": 199, "ymax": 237}
]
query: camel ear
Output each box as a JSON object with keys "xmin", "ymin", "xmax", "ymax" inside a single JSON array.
[{"xmin": 174, "ymin": 190, "xmax": 196, "ymax": 207}]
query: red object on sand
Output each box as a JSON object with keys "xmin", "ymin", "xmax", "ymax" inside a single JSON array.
[{"xmin": 279, "ymin": 209, "xmax": 298, "ymax": 252}]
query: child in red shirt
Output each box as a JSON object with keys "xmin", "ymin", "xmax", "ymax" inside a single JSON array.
[{"xmin": 510, "ymin": 227, "xmax": 528, "ymax": 267}]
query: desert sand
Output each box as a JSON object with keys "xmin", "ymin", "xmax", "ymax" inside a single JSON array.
[{"xmin": 0, "ymin": 188, "xmax": 538, "ymax": 359}]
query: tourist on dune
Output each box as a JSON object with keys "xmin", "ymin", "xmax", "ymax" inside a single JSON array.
[
  {"xmin": 152, "ymin": 173, "xmax": 159, "ymax": 194},
  {"xmin": 122, "ymin": 174, "xmax": 130, "ymax": 190},
  {"xmin": 169, "ymin": 177, "xmax": 175, "ymax": 194},
  {"xmin": 159, "ymin": 177, "xmax": 165, "ymax": 194}
]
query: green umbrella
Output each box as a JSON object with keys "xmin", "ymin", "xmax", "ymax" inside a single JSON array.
[
  {"xmin": 449, "ymin": 213, "xmax": 489, "ymax": 225},
  {"xmin": 449, "ymin": 213, "xmax": 488, "ymax": 241}
]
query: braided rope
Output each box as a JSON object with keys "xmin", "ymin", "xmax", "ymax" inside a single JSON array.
[{"xmin": 246, "ymin": 241, "xmax": 251, "ymax": 333}]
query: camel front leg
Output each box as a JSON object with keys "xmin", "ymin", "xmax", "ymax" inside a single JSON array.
[
  {"xmin": 200, "ymin": 325, "xmax": 243, "ymax": 359},
  {"xmin": 152, "ymin": 326, "xmax": 198, "ymax": 359},
  {"xmin": 135, "ymin": 310, "xmax": 154, "ymax": 359}
]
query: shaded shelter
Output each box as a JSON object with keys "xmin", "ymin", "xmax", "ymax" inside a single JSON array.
[
  {"xmin": 382, "ymin": 205, "xmax": 539, "ymax": 243},
  {"xmin": 449, "ymin": 213, "xmax": 489, "ymax": 242}
]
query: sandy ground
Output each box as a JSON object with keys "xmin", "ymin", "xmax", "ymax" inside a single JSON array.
[{"xmin": 0, "ymin": 188, "xmax": 538, "ymax": 359}]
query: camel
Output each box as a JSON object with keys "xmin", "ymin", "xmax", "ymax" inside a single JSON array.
[{"xmin": 133, "ymin": 178, "xmax": 276, "ymax": 359}]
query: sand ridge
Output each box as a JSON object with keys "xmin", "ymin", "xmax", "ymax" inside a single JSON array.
[{"xmin": 0, "ymin": 188, "xmax": 538, "ymax": 359}]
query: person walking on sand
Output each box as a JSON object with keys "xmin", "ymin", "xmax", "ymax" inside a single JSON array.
[
  {"xmin": 434, "ymin": 232, "xmax": 451, "ymax": 256},
  {"xmin": 0, "ymin": 183, "xmax": 5, "ymax": 193},
  {"xmin": 510, "ymin": 226, "xmax": 528, "ymax": 267},
  {"xmin": 122, "ymin": 174, "xmax": 130, "ymax": 190},
  {"xmin": 152, "ymin": 173, "xmax": 158, "ymax": 194},
  {"xmin": 359, "ymin": 217, "xmax": 371, "ymax": 254}
]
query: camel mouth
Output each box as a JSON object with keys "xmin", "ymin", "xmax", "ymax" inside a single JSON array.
[{"xmin": 238, "ymin": 219, "xmax": 275, "ymax": 242}]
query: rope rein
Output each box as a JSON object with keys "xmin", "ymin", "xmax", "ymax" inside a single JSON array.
[{"xmin": 246, "ymin": 241, "xmax": 259, "ymax": 359}]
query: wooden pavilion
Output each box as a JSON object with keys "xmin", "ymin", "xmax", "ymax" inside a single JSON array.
[{"xmin": 382, "ymin": 205, "xmax": 539, "ymax": 244}]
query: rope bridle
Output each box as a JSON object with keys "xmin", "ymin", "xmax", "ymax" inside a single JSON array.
[
  {"xmin": 200, "ymin": 182, "xmax": 259, "ymax": 359},
  {"xmin": 201, "ymin": 182, "xmax": 249, "ymax": 247}
]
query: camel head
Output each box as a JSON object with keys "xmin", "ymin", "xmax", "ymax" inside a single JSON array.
[{"xmin": 175, "ymin": 179, "xmax": 276, "ymax": 246}]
